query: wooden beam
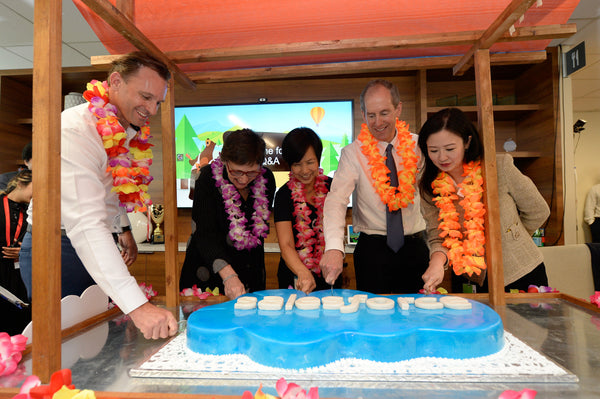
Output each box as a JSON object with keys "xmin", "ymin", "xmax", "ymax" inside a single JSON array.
[
  {"xmin": 186, "ymin": 52, "xmax": 546, "ymax": 84},
  {"xmin": 115, "ymin": 0, "xmax": 134, "ymax": 21},
  {"xmin": 32, "ymin": 0, "xmax": 62, "ymax": 382},
  {"xmin": 454, "ymin": 0, "xmax": 538, "ymax": 76},
  {"xmin": 474, "ymin": 49, "xmax": 505, "ymax": 308},
  {"xmin": 80, "ymin": 0, "xmax": 195, "ymax": 90},
  {"xmin": 161, "ymin": 79, "xmax": 179, "ymax": 308},
  {"xmin": 91, "ymin": 24, "xmax": 574, "ymax": 68}
]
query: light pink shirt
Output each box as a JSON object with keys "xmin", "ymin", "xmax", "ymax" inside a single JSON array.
[{"xmin": 323, "ymin": 130, "xmax": 426, "ymax": 253}]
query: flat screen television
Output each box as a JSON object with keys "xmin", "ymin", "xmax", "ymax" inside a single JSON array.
[{"xmin": 174, "ymin": 100, "xmax": 354, "ymax": 208}]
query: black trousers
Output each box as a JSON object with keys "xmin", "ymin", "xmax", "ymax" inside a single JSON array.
[
  {"xmin": 591, "ymin": 217, "xmax": 600, "ymax": 243},
  {"xmin": 353, "ymin": 231, "xmax": 429, "ymax": 294}
]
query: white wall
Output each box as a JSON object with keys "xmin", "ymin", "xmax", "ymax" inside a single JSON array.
[
  {"xmin": 574, "ymin": 111, "xmax": 600, "ymax": 243},
  {"xmin": 559, "ymin": 15, "xmax": 600, "ymax": 244}
]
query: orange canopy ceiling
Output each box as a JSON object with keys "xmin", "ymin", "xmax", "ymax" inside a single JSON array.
[{"xmin": 73, "ymin": 0, "xmax": 580, "ymax": 74}]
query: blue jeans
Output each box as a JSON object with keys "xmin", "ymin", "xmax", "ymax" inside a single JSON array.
[{"xmin": 19, "ymin": 232, "xmax": 95, "ymax": 300}]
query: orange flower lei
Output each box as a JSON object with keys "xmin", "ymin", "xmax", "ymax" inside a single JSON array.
[
  {"xmin": 358, "ymin": 119, "xmax": 417, "ymax": 211},
  {"xmin": 432, "ymin": 160, "xmax": 486, "ymax": 277},
  {"xmin": 83, "ymin": 80, "xmax": 153, "ymax": 212}
]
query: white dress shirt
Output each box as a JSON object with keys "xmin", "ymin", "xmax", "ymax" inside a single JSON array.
[
  {"xmin": 28, "ymin": 103, "xmax": 147, "ymax": 314},
  {"xmin": 323, "ymin": 128, "xmax": 426, "ymax": 253},
  {"xmin": 584, "ymin": 184, "xmax": 600, "ymax": 225}
]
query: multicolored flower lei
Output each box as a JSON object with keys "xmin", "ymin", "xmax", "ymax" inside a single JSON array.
[
  {"xmin": 287, "ymin": 168, "xmax": 329, "ymax": 275},
  {"xmin": 83, "ymin": 80, "xmax": 153, "ymax": 212},
  {"xmin": 358, "ymin": 119, "xmax": 417, "ymax": 211},
  {"xmin": 432, "ymin": 160, "xmax": 486, "ymax": 277},
  {"xmin": 212, "ymin": 158, "xmax": 270, "ymax": 250}
]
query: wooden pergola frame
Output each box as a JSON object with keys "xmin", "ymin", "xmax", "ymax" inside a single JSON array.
[{"xmin": 28, "ymin": 0, "xmax": 576, "ymax": 384}]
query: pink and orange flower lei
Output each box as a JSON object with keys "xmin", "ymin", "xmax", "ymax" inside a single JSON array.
[
  {"xmin": 432, "ymin": 160, "xmax": 486, "ymax": 277},
  {"xmin": 358, "ymin": 119, "xmax": 417, "ymax": 211},
  {"xmin": 212, "ymin": 158, "xmax": 270, "ymax": 251},
  {"xmin": 288, "ymin": 168, "xmax": 329, "ymax": 275},
  {"xmin": 83, "ymin": 80, "xmax": 153, "ymax": 212}
]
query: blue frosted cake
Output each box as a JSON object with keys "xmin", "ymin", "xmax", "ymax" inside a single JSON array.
[{"xmin": 186, "ymin": 289, "xmax": 504, "ymax": 369}]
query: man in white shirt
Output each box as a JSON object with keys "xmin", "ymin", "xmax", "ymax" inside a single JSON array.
[
  {"xmin": 19, "ymin": 52, "xmax": 178, "ymax": 340},
  {"xmin": 320, "ymin": 79, "xmax": 433, "ymax": 294},
  {"xmin": 584, "ymin": 183, "xmax": 600, "ymax": 243}
]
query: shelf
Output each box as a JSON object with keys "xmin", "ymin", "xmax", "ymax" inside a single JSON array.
[
  {"xmin": 426, "ymin": 104, "xmax": 541, "ymax": 121},
  {"xmin": 17, "ymin": 118, "xmax": 32, "ymax": 124},
  {"xmin": 497, "ymin": 151, "xmax": 542, "ymax": 158}
]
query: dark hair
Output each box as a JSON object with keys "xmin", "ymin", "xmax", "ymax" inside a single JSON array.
[
  {"xmin": 1, "ymin": 169, "xmax": 32, "ymax": 196},
  {"xmin": 220, "ymin": 128, "xmax": 266, "ymax": 166},
  {"xmin": 281, "ymin": 127, "xmax": 323, "ymax": 166},
  {"xmin": 22, "ymin": 142, "xmax": 32, "ymax": 162},
  {"xmin": 359, "ymin": 79, "xmax": 401, "ymax": 114},
  {"xmin": 109, "ymin": 51, "xmax": 171, "ymax": 82},
  {"xmin": 417, "ymin": 108, "xmax": 483, "ymax": 197}
]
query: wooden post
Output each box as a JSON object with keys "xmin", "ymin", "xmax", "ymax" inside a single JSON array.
[
  {"xmin": 474, "ymin": 49, "xmax": 505, "ymax": 307},
  {"xmin": 415, "ymin": 70, "xmax": 427, "ymax": 131},
  {"xmin": 161, "ymin": 79, "xmax": 179, "ymax": 308},
  {"xmin": 32, "ymin": 0, "xmax": 63, "ymax": 381}
]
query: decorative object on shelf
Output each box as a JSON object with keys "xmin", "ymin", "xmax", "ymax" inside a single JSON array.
[
  {"xmin": 63, "ymin": 92, "xmax": 86, "ymax": 109},
  {"xmin": 150, "ymin": 204, "xmax": 165, "ymax": 244},
  {"xmin": 458, "ymin": 95, "xmax": 477, "ymax": 106},
  {"xmin": 503, "ymin": 138, "xmax": 517, "ymax": 152},
  {"xmin": 127, "ymin": 210, "xmax": 151, "ymax": 243},
  {"xmin": 435, "ymin": 95, "xmax": 458, "ymax": 107},
  {"xmin": 497, "ymin": 95, "xmax": 516, "ymax": 105}
]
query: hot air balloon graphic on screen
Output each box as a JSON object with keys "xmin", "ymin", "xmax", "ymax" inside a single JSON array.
[{"xmin": 310, "ymin": 106, "xmax": 325, "ymax": 126}]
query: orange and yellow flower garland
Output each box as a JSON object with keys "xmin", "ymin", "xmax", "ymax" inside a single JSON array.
[
  {"xmin": 432, "ymin": 160, "xmax": 486, "ymax": 277},
  {"xmin": 83, "ymin": 80, "xmax": 153, "ymax": 212},
  {"xmin": 358, "ymin": 119, "xmax": 418, "ymax": 211}
]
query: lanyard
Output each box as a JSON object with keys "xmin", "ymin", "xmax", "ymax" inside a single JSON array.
[{"xmin": 3, "ymin": 196, "xmax": 24, "ymax": 246}]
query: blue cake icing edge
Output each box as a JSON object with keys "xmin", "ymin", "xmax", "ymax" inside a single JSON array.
[{"xmin": 186, "ymin": 289, "xmax": 504, "ymax": 368}]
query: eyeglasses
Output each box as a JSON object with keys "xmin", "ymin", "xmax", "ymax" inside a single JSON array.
[{"xmin": 225, "ymin": 162, "xmax": 261, "ymax": 179}]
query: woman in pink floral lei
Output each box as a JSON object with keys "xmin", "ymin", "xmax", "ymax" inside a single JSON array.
[
  {"xmin": 180, "ymin": 129, "xmax": 275, "ymax": 299},
  {"xmin": 274, "ymin": 127, "xmax": 341, "ymax": 294}
]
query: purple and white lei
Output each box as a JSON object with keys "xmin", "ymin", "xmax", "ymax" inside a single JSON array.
[{"xmin": 211, "ymin": 158, "xmax": 270, "ymax": 250}]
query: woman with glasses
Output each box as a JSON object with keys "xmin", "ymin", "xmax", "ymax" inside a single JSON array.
[
  {"xmin": 274, "ymin": 127, "xmax": 342, "ymax": 294},
  {"xmin": 180, "ymin": 129, "xmax": 276, "ymax": 299}
]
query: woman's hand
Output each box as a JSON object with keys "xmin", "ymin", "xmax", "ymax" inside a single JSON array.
[
  {"xmin": 422, "ymin": 251, "xmax": 447, "ymax": 294},
  {"xmin": 223, "ymin": 274, "xmax": 246, "ymax": 299},
  {"xmin": 2, "ymin": 245, "xmax": 20, "ymax": 260},
  {"xmin": 295, "ymin": 268, "xmax": 317, "ymax": 294}
]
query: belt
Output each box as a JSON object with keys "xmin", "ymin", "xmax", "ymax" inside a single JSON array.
[{"xmin": 361, "ymin": 230, "xmax": 425, "ymax": 241}]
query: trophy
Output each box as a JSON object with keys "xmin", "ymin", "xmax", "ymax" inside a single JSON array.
[{"xmin": 150, "ymin": 204, "xmax": 165, "ymax": 244}]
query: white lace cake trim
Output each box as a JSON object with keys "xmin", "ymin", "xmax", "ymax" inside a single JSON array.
[{"xmin": 130, "ymin": 331, "xmax": 577, "ymax": 384}]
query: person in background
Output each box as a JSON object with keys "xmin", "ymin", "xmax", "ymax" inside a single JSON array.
[
  {"xmin": 584, "ymin": 183, "xmax": 600, "ymax": 243},
  {"xmin": 0, "ymin": 170, "xmax": 32, "ymax": 335},
  {"xmin": 274, "ymin": 127, "xmax": 341, "ymax": 294},
  {"xmin": 418, "ymin": 107, "xmax": 550, "ymax": 293},
  {"xmin": 19, "ymin": 52, "xmax": 178, "ymax": 340},
  {"xmin": 179, "ymin": 129, "xmax": 276, "ymax": 299},
  {"xmin": 320, "ymin": 79, "xmax": 431, "ymax": 294},
  {"xmin": 0, "ymin": 142, "xmax": 32, "ymax": 192}
]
